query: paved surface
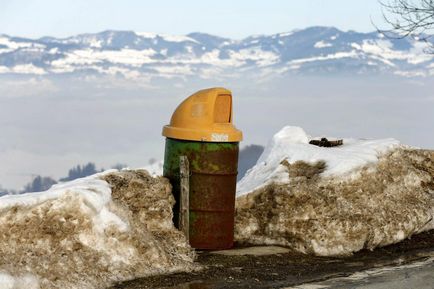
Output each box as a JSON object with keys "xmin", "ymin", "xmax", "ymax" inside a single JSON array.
[
  {"xmin": 289, "ymin": 256, "xmax": 434, "ymax": 289},
  {"xmin": 111, "ymin": 230, "xmax": 434, "ymax": 289}
]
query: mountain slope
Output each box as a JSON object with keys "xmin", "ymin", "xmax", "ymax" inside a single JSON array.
[{"xmin": 0, "ymin": 27, "xmax": 433, "ymax": 79}]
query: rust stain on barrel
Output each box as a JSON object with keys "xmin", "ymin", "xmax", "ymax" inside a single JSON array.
[{"xmin": 163, "ymin": 138, "xmax": 239, "ymax": 250}]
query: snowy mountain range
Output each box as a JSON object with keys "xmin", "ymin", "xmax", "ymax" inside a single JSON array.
[{"xmin": 0, "ymin": 26, "xmax": 433, "ymax": 79}]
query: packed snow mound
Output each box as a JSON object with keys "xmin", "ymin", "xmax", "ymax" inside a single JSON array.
[
  {"xmin": 140, "ymin": 160, "xmax": 164, "ymax": 177},
  {"xmin": 0, "ymin": 170, "xmax": 194, "ymax": 289},
  {"xmin": 237, "ymin": 126, "xmax": 400, "ymax": 196},
  {"xmin": 235, "ymin": 127, "xmax": 434, "ymax": 256}
]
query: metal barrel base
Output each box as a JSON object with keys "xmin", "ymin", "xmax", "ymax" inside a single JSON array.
[{"xmin": 163, "ymin": 138, "xmax": 239, "ymax": 250}]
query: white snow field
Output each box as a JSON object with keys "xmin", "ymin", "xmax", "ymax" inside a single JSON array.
[
  {"xmin": 236, "ymin": 126, "xmax": 400, "ymax": 197},
  {"xmin": 235, "ymin": 126, "xmax": 434, "ymax": 256},
  {"xmin": 0, "ymin": 170, "xmax": 194, "ymax": 289},
  {"xmin": 140, "ymin": 160, "xmax": 164, "ymax": 177}
]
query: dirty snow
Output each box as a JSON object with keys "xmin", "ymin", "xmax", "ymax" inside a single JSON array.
[
  {"xmin": 0, "ymin": 170, "xmax": 194, "ymax": 289},
  {"xmin": 237, "ymin": 126, "xmax": 400, "ymax": 196},
  {"xmin": 0, "ymin": 272, "xmax": 39, "ymax": 289},
  {"xmin": 235, "ymin": 126, "xmax": 434, "ymax": 256}
]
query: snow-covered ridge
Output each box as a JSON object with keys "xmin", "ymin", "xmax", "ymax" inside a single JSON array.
[
  {"xmin": 0, "ymin": 27, "xmax": 433, "ymax": 79},
  {"xmin": 0, "ymin": 169, "xmax": 194, "ymax": 289},
  {"xmin": 0, "ymin": 170, "xmax": 122, "ymax": 232},
  {"xmin": 135, "ymin": 32, "xmax": 199, "ymax": 43},
  {"xmin": 235, "ymin": 126, "xmax": 434, "ymax": 256},
  {"xmin": 237, "ymin": 126, "xmax": 400, "ymax": 196}
]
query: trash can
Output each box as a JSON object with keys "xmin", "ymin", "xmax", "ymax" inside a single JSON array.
[{"xmin": 162, "ymin": 87, "xmax": 243, "ymax": 250}]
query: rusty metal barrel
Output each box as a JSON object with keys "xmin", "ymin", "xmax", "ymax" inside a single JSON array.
[{"xmin": 162, "ymin": 87, "xmax": 242, "ymax": 250}]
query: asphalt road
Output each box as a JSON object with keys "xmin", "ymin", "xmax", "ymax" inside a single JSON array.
[
  {"xmin": 289, "ymin": 256, "xmax": 434, "ymax": 289},
  {"xmin": 111, "ymin": 230, "xmax": 434, "ymax": 289}
]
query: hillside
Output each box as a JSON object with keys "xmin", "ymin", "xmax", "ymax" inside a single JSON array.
[{"xmin": 0, "ymin": 27, "xmax": 433, "ymax": 79}]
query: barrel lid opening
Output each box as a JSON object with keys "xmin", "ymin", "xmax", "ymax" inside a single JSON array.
[{"xmin": 162, "ymin": 87, "xmax": 243, "ymax": 142}]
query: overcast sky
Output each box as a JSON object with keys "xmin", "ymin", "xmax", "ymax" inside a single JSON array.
[{"xmin": 0, "ymin": 0, "xmax": 387, "ymax": 38}]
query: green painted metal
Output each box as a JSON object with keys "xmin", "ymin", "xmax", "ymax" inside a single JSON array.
[{"xmin": 163, "ymin": 137, "xmax": 239, "ymax": 250}]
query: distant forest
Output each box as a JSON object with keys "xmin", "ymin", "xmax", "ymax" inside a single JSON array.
[
  {"xmin": 0, "ymin": 144, "xmax": 264, "ymax": 196},
  {"xmin": 0, "ymin": 163, "xmax": 103, "ymax": 196}
]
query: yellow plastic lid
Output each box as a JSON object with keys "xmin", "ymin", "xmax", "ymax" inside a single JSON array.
[{"xmin": 162, "ymin": 87, "xmax": 243, "ymax": 142}]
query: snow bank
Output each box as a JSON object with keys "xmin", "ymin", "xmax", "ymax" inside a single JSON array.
[
  {"xmin": 0, "ymin": 170, "xmax": 194, "ymax": 289},
  {"xmin": 235, "ymin": 126, "xmax": 434, "ymax": 256},
  {"xmin": 140, "ymin": 160, "xmax": 163, "ymax": 177},
  {"xmin": 237, "ymin": 126, "xmax": 400, "ymax": 196}
]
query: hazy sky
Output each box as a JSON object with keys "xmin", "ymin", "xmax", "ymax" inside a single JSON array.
[
  {"xmin": 0, "ymin": 0, "xmax": 387, "ymax": 38},
  {"xmin": 1, "ymin": 76, "xmax": 433, "ymax": 190},
  {"xmin": 2, "ymin": 0, "xmax": 430, "ymax": 191}
]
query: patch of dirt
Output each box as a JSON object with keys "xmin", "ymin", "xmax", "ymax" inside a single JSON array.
[{"xmin": 111, "ymin": 230, "xmax": 434, "ymax": 289}]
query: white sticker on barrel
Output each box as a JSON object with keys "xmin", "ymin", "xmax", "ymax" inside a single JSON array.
[{"xmin": 211, "ymin": 133, "xmax": 229, "ymax": 141}]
